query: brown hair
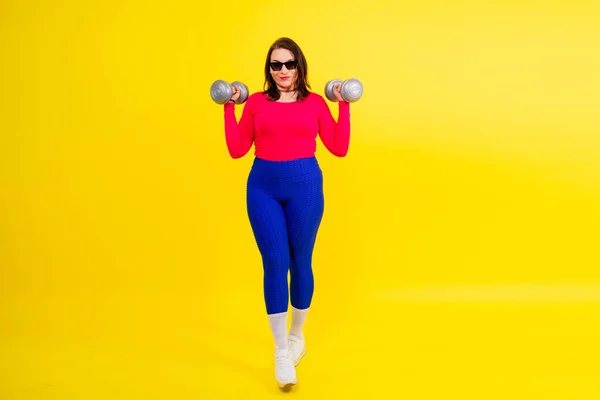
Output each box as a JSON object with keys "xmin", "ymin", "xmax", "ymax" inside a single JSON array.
[{"xmin": 263, "ymin": 37, "xmax": 311, "ymax": 102}]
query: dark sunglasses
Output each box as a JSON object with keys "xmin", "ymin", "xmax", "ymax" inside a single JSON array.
[{"xmin": 269, "ymin": 60, "xmax": 298, "ymax": 71}]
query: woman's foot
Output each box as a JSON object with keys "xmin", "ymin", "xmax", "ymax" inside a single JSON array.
[
  {"xmin": 287, "ymin": 334, "xmax": 306, "ymax": 366},
  {"xmin": 274, "ymin": 348, "xmax": 297, "ymax": 390}
]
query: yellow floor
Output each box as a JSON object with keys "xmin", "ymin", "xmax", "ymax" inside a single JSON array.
[
  {"xmin": 2, "ymin": 283, "xmax": 599, "ymax": 399},
  {"xmin": 2, "ymin": 1, "xmax": 600, "ymax": 398}
]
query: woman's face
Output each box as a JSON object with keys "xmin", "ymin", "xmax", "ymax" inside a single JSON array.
[{"xmin": 269, "ymin": 48, "xmax": 298, "ymax": 91}]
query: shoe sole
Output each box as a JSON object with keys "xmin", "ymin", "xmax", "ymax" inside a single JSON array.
[
  {"xmin": 278, "ymin": 381, "xmax": 297, "ymax": 392},
  {"xmin": 293, "ymin": 348, "xmax": 307, "ymax": 367}
]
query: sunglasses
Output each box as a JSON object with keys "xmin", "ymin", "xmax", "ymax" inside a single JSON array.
[{"xmin": 269, "ymin": 60, "xmax": 298, "ymax": 71}]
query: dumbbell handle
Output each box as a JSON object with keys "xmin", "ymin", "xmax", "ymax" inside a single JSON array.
[
  {"xmin": 325, "ymin": 78, "xmax": 363, "ymax": 103},
  {"xmin": 210, "ymin": 80, "xmax": 249, "ymax": 104}
]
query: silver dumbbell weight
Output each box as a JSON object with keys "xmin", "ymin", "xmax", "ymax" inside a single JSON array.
[
  {"xmin": 324, "ymin": 78, "xmax": 363, "ymax": 103},
  {"xmin": 210, "ymin": 80, "xmax": 249, "ymax": 104}
]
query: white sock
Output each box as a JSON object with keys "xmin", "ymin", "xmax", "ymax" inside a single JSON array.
[
  {"xmin": 289, "ymin": 306, "xmax": 309, "ymax": 339},
  {"xmin": 268, "ymin": 311, "xmax": 288, "ymax": 350}
]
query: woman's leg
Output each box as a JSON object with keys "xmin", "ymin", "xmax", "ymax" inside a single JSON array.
[
  {"xmin": 284, "ymin": 171, "xmax": 324, "ymax": 311},
  {"xmin": 247, "ymin": 183, "xmax": 297, "ymax": 388},
  {"xmin": 246, "ymin": 185, "xmax": 290, "ymax": 320},
  {"xmin": 283, "ymin": 171, "xmax": 324, "ymax": 364}
]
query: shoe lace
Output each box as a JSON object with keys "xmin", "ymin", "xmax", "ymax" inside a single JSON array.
[
  {"xmin": 275, "ymin": 350, "xmax": 293, "ymax": 373},
  {"xmin": 288, "ymin": 338, "xmax": 299, "ymax": 351},
  {"xmin": 288, "ymin": 335, "xmax": 303, "ymax": 350},
  {"xmin": 275, "ymin": 350, "xmax": 290, "ymax": 364}
]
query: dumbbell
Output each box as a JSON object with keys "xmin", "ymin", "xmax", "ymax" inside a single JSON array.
[
  {"xmin": 210, "ymin": 80, "xmax": 249, "ymax": 104},
  {"xmin": 324, "ymin": 78, "xmax": 363, "ymax": 103}
]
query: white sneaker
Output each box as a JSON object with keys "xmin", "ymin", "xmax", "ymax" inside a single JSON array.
[
  {"xmin": 274, "ymin": 348, "xmax": 297, "ymax": 390},
  {"xmin": 287, "ymin": 335, "xmax": 306, "ymax": 366}
]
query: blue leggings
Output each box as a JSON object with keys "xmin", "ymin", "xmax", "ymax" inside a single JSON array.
[{"xmin": 246, "ymin": 156, "xmax": 324, "ymax": 315}]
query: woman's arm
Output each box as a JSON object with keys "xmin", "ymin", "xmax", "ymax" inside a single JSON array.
[
  {"xmin": 317, "ymin": 97, "xmax": 351, "ymax": 157},
  {"xmin": 223, "ymin": 97, "xmax": 255, "ymax": 159}
]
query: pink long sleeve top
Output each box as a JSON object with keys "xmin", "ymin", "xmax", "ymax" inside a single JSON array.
[{"xmin": 223, "ymin": 92, "xmax": 351, "ymax": 161}]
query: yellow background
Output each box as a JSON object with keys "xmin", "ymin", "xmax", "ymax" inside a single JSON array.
[{"xmin": 2, "ymin": 0, "xmax": 599, "ymax": 398}]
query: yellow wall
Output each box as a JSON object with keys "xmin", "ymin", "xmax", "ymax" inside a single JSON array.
[{"xmin": 2, "ymin": 0, "xmax": 600, "ymax": 398}]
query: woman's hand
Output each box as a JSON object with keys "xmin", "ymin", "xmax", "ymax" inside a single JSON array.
[
  {"xmin": 332, "ymin": 83, "xmax": 345, "ymax": 102},
  {"xmin": 231, "ymin": 85, "xmax": 241, "ymax": 103}
]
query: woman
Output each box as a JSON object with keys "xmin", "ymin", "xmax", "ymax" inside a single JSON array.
[{"xmin": 222, "ymin": 37, "xmax": 351, "ymax": 390}]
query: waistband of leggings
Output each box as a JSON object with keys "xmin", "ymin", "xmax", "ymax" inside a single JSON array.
[{"xmin": 250, "ymin": 156, "xmax": 321, "ymax": 178}]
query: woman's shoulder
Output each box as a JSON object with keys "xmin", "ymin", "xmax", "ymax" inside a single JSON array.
[
  {"xmin": 248, "ymin": 92, "xmax": 268, "ymax": 102},
  {"xmin": 242, "ymin": 92, "xmax": 269, "ymax": 109},
  {"xmin": 304, "ymin": 91, "xmax": 328, "ymax": 107}
]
